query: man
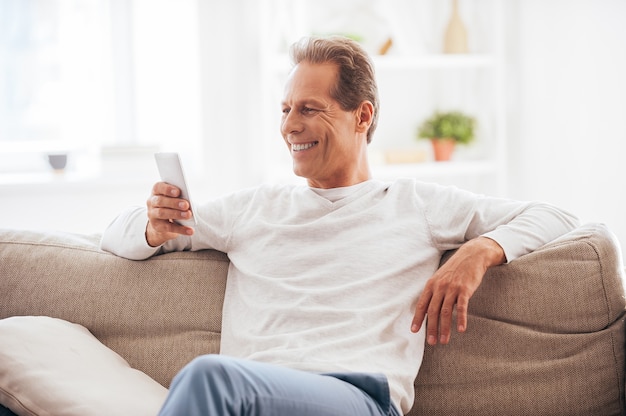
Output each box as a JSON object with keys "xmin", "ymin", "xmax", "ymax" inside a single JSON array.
[{"xmin": 101, "ymin": 36, "xmax": 578, "ymax": 415}]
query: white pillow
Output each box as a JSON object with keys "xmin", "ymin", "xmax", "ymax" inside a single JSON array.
[{"xmin": 0, "ymin": 316, "xmax": 168, "ymax": 416}]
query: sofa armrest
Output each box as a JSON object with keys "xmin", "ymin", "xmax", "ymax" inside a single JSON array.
[{"xmin": 410, "ymin": 223, "xmax": 626, "ymax": 415}]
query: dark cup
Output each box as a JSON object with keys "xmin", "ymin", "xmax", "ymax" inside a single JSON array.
[{"xmin": 47, "ymin": 154, "xmax": 68, "ymax": 171}]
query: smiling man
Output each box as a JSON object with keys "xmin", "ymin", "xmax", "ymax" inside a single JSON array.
[{"xmin": 101, "ymin": 36, "xmax": 578, "ymax": 415}]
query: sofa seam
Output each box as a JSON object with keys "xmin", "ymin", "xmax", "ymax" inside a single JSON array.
[
  {"xmin": 0, "ymin": 240, "xmax": 102, "ymax": 254},
  {"xmin": 581, "ymin": 237, "xmax": 625, "ymax": 411},
  {"xmin": 0, "ymin": 240, "xmax": 230, "ymax": 263},
  {"xmin": 608, "ymin": 318, "xmax": 626, "ymax": 412},
  {"xmin": 0, "ymin": 387, "xmax": 37, "ymax": 416},
  {"xmin": 584, "ymin": 238, "xmax": 613, "ymax": 328}
]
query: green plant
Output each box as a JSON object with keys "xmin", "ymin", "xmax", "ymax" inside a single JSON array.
[{"xmin": 417, "ymin": 111, "xmax": 476, "ymax": 144}]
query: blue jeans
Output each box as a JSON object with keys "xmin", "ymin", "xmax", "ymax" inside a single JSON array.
[{"xmin": 158, "ymin": 355, "xmax": 401, "ymax": 416}]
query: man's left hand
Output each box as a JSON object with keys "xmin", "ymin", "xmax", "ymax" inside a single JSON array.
[{"xmin": 411, "ymin": 236, "xmax": 506, "ymax": 345}]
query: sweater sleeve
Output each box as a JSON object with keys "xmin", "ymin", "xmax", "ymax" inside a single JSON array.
[
  {"xmin": 99, "ymin": 206, "xmax": 164, "ymax": 260},
  {"xmin": 482, "ymin": 202, "xmax": 580, "ymax": 262},
  {"xmin": 99, "ymin": 187, "xmax": 259, "ymax": 260},
  {"xmin": 418, "ymin": 182, "xmax": 580, "ymax": 262}
]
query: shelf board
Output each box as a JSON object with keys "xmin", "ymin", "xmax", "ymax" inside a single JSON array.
[
  {"xmin": 373, "ymin": 54, "xmax": 496, "ymax": 69},
  {"xmin": 268, "ymin": 53, "xmax": 497, "ymax": 72},
  {"xmin": 372, "ymin": 160, "xmax": 498, "ymax": 180},
  {"xmin": 0, "ymin": 140, "xmax": 77, "ymax": 154},
  {"xmin": 263, "ymin": 160, "xmax": 499, "ymax": 185}
]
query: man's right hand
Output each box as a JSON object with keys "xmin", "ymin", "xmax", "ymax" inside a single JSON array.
[{"xmin": 145, "ymin": 182, "xmax": 194, "ymax": 247}]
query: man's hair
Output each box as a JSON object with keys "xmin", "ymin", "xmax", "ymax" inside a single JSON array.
[{"xmin": 289, "ymin": 36, "xmax": 379, "ymax": 144}]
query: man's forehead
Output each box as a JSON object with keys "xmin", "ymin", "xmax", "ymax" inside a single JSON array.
[{"xmin": 283, "ymin": 61, "xmax": 338, "ymax": 102}]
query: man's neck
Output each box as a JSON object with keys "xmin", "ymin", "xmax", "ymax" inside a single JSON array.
[{"xmin": 306, "ymin": 154, "xmax": 372, "ymax": 189}]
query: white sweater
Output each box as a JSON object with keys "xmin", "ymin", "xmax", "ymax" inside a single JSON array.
[{"xmin": 101, "ymin": 179, "xmax": 579, "ymax": 414}]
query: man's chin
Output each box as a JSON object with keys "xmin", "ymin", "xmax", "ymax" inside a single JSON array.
[{"xmin": 291, "ymin": 163, "xmax": 307, "ymax": 179}]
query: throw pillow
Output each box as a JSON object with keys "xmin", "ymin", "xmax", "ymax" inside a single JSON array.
[{"xmin": 0, "ymin": 316, "xmax": 168, "ymax": 416}]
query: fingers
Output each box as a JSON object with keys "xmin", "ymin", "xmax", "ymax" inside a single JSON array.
[
  {"xmin": 411, "ymin": 239, "xmax": 495, "ymax": 345},
  {"xmin": 456, "ymin": 293, "xmax": 470, "ymax": 333},
  {"xmin": 411, "ymin": 278, "xmax": 468, "ymax": 346},
  {"xmin": 411, "ymin": 284, "xmax": 430, "ymax": 334},
  {"xmin": 145, "ymin": 182, "xmax": 194, "ymax": 247},
  {"xmin": 437, "ymin": 296, "xmax": 456, "ymax": 345},
  {"xmin": 148, "ymin": 195, "xmax": 192, "ymax": 221},
  {"xmin": 413, "ymin": 291, "xmax": 452, "ymax": 346},
  {"xmin": 152, "ymin": 182, "xmax": 184, "ymax": 202},
  {"xmin": 149, "ymin": 182, "xmax": 192, "ymax": 219}
]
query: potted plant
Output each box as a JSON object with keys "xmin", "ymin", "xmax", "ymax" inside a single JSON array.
[{"xmin": 417, "ymin": 111, "xmax": 476, "ymax": 161}]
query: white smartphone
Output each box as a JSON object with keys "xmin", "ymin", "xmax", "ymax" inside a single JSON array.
[{"xmin": 154, "ymin": 152, "xmax": 198, "ymax": 227}]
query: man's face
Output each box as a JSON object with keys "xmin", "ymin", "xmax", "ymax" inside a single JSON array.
[{"xmin": 281, "ymin": 62, "xmax": 366, "ymax": 189}]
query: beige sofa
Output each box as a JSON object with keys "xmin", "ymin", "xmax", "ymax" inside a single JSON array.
[{"xmin": 0, "ymin": 223, "xmax": 624, "ymax": 415}]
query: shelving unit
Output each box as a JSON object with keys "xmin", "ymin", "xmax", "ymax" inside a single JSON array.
[{"xmin": 259, "ymin": 0, "xmax": 506, "ymax": 196}]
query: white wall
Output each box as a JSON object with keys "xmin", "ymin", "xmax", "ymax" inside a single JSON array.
[
  {"xmin": 506, "ymin": 0, "xmax": 626, "ymax": 256},
  {"xmin": 1, "ymin": 0, "xmax": 625, "ymax": 258},
  {"xmin": 196, "ymin": 0, "xmax": 266, "ymax": 196}
]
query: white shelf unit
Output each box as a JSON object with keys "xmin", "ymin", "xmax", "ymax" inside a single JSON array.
[{"xmin": 259, "ymin": 0, "xmax": 506, "ymax": 196}]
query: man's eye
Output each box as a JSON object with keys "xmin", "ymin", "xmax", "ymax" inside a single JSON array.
[
  {"xmin": 302, "ymin": 107, "xmax": 317, "ymax": 114},
  {"xmin": 281, "ymin": 108, "xmax": 290, "ymax": 115}
]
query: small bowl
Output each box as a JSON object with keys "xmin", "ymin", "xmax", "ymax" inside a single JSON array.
[{"xmin": 47, "ymin": 154, "xmax": 68, "ymax": 171}]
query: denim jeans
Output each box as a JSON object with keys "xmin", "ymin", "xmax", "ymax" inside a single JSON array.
[{"xmin": 158, "ymin": 355, "xmax": 401, "ymax": 416}]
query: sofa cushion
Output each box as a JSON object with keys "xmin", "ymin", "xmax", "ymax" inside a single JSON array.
[{"xmin": 0, "ymin": 316, "xmax": 168, "ymax": 416}]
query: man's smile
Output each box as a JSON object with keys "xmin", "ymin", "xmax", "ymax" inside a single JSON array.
[{"xmin": 292, "ymin": 141, "xmax": 319, "ymax": 152}]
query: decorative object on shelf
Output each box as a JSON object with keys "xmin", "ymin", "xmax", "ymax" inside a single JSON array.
[
  {"xmin": 383, "ymin": 148, "xmax": 427, "ymax": 164},
  {"xmin": 47, "ymin": 154, "xmax": 68, "ymax": 172},
  {"xmin": 309, "ymin": 0, "xmax": 393, "ymax": 56},
  {"xmin": 378, "ymin": 37, "xmax": 393, "ymax": 55},
  {"xmin": 429, "ymin": 138, "xmax": 456, "ymax": 162},
  {"xmin": 417, "ymin": 111, "xmax": 475, "ymax": 161},
  {"xmin": 443, "ymin": 0, "xmax": 468, "ymax": 54}
]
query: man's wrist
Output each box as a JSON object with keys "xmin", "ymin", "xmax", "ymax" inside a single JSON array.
[
  {"xmin": 466, "ymin": 236, "xmax": 507, "ymax": 268},
  {"xmin": 145, "ymin": 222, "xmax": 165, "ymax": 248}
]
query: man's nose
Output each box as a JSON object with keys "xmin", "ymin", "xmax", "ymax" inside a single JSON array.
[{"xmin": 281, "ymin": 111, "xmax": 303, "ymax": 136}]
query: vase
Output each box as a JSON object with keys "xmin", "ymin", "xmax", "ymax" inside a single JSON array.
[
  {"xmin": 443, "ymin": 0, "xmax": 468, "ymax": 54},
  {"xmin": 431, "ymin": 138, "xmax": 456, "ymax": 161}
]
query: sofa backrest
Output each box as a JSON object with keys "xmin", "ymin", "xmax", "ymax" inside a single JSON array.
[{"xmin": 0, "ymin": 230, "xmax": 229, "ymax": 388}]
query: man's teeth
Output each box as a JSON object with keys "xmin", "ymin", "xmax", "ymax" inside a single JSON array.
[{"xmin": 292, "ymin": 142, "xmax": 318, "ymax": 151}]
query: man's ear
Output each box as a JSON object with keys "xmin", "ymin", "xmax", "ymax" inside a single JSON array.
[{"xmin": 355, "ymin": 101, "xmax": 374, "ymax": 133}]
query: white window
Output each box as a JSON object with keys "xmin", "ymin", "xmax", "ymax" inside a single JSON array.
[{"xmin": 0, "ymin": 0, "xmax": 201, "ymax": 178}]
